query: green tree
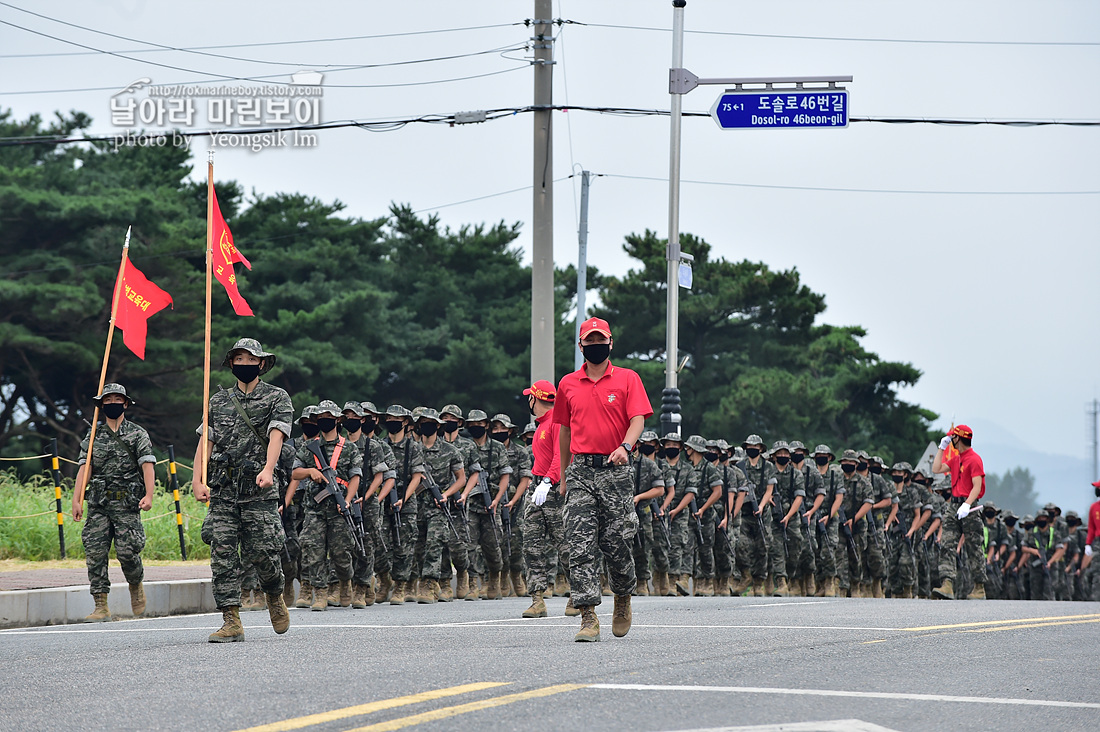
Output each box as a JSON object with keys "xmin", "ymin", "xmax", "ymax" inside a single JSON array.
[{"xmin": 985, "ymin": 467, "xmax": 1040, "ymax": 516}]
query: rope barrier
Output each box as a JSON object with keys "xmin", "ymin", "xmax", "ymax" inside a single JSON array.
[
  {"xmin": 0, "ymin": 454, "xmax": 50, "ymax": 461},
  {"xmin": 0, "ymin": 510, "xmax": 53, "ymax": 519}
]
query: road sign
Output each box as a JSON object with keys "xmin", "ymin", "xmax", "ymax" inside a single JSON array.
[{"xmin": 710, "ymin": 89, "xmax": 848, "ymax": 130}]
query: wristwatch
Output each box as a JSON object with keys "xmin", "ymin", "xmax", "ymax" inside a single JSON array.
[{"xmin": 620, "ymin": 442, "xmax": 633, "ymax": 452}]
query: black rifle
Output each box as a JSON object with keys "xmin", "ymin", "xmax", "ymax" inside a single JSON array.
[
  {"xmin": 452, "ymin": 496, "xmax": 472, "ymax": 543},
  {"xmin": 837, "ymin": 506, "xmax": 859, "ymax": 561},
  {"xmin": 1033, "ymin": 528, "xmax": 1052, "ymax": 581},
  {"xmin": 772, "ymin": 488, "xmax": 790, "ymax": 560},
  {"xmin": 717, "ymin": 465, "xmax": 735, "ymax": 555},
  {"xmin": 688, "ymin": 494, "xmax": 705, "ymax": 546},
  {"xmin": 895, "ymin": 504, "xmax": 915, "ymax": 555},
  {"xmin": 306, "ymin": 440, "xmax": 364, "ymax": 555},
  {"xmin": 386, "ymin": 440, "xmax": 409, "ymax": 548},
  {"xmin": 649, "ymin": 498, "xmax": 672, "ymax": 550},
  {"xmin": 501, "ymin": 500, "xmax": 512, "ymax": 560},
  {"xmin": 425, "ymin": 473, "xmax": 461, "ymax": 541},
  {"xmin": 743, "ymin": 483, "xmax": 769, "ymax": 541},
  {"xmin": 479, "ymin": 440, "xmax": 503, "ymax": 551}
]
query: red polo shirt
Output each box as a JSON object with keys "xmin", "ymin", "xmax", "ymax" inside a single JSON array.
[
  {"xmin": 531, "ymin": 410, "xmax": 562, "ymax": 483},
  {"xmin": 946, "ymin": 448, "xmax": 986, "ymax": 500},
  {"xmin": 1086, "ymin": 499, "xmax": 1100, "ymax": 546},
  {"xmin": 552, "ymin": 360, "xmax": 653, "ymax": 456}
]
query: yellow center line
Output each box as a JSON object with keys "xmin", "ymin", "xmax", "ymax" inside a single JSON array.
[
  {"xmin": 962, "ymin": 618, "xmax": 1100, "ymax": 634},
  {"xmin": 232, "ymin": 682, "xmax": 510, "ymax": 732},
  {"xmin": 861, "ymin": 639, "xmax": 887, "ymax": 645},
  {"xmin": 901, "ymin": 613, "xmax": 1100, "ymax": 632},
  {"xmin": 343, "ymin": 684, "xmax": 588, "ymax": 732}
]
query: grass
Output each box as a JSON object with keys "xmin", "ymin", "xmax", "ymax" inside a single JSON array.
[{"xmin": 0, "ymin": 469, "xmax": 209, "ymax": 561}]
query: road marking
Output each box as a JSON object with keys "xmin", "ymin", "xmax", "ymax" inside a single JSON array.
[
  {"xmin": 585, "ymin": 684, "xmax": 1100, "ymax": 710},
  {"xmin": 861, "ymin": 640, "xmax": 887, "ymax": 645},
  {"xmin": 901, "ymin": 612, "xmax": 1100, "ymax": 632},
  {"xmin": 231, "ymin": 683, "xmax": 508, "ymax": 732},
  {"xmin": 342, "ymin": 684, "xmax": 586, "ymax": 732},
  {"xmin": 664, "ymin": 720, "xmax": 900, "ymax": 732},
  {"xmin": 961, "ymin": 617, "xmax": 1100, "ymax": 633}
]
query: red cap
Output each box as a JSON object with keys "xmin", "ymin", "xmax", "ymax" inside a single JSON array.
[
  {"xmin": 523, "ymin": 379, "xmax": 556, "ymax": 401},
  {"xmin": 579, "ymin": 317, "xmax": 612, "ymax": 340},
  {"xmin": 949, "ymin": 425, "xmax": 973, "ymax": 440},
  {"xmin": 1092, "ymin": 480, "xmax": 1100, "ymax": 488}
]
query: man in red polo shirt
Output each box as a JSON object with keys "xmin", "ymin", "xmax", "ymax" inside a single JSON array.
[
  {"xmin": 931, "ymin": 424, "xmax": 987, "ymax": 599},
  {"xmin": 554, "ymin": 317, "xmax": 652, "ymax": 642},
  {"xmin": 1081, "ymin": 480, "xmax": 1100, "ymax": 601}
]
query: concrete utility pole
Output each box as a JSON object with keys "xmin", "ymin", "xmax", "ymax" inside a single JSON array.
[
  {"xmin": 1089, "ymin": 399, "xmax": 1099, "ymax": 482},
  {"xmin": 574, "ymin": 170, "xmax": 590, "ymax": 371},
  {"xmin": 530, "ymin": 3, "xmax": 555, "ymax": 382}
]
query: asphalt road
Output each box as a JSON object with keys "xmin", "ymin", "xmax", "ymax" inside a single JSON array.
[{"xmin": 1, "ymin": 595, "xmax": 1097, "ymax": 732}]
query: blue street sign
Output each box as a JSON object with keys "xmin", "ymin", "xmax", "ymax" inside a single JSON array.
[{"xmin": 710, "ymin": 89, "xmax": 848, "ymax": 130}]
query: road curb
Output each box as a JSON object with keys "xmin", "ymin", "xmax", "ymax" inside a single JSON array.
[{"xmin": 0, "ymin": 579, "xmax": 217, "ymax": 628}]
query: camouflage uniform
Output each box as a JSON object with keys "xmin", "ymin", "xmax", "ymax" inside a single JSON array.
[
  {"xmin": 980, "ymin": 510, "xmax": 1010, "ymax": 599},
  {"xmin": 836, "ymin": 461, "xmax": 873, "ymax": 594},
  {"xmin": 859, "ymin": 460, "xmax": 891, "ymax": 591},
  {"xmin": 886, "ymin": 467, "xmax": 921, "ymax": 597},
  {"xmin": 736, "ymin": 444, "xmax": 778, "ymax": 582},
  {"xmin": 361, "ymin": 402, "xmax": 397, "ymax": 580},
  {"xmin": 563, "ymin": 459, "xmax": 637, "ymax": 607},
  {"xmin": 79, "ymin": 416, "xmax": 156, "ymax": 595},
  {"xmin": 295, "ymin": 433, "xmax": 363, "ymax": 587},
  {"xmin": 813, "ymin": 461, "xmax": 846, "ymax": 589},
  {"xmin": 415, "ymin": 432, "xmax": 464, "ymax": 582},
  {"xmin": 770, "ymin": 445, "xmax": 806, "ymax": 585},
  {"xmin": 685, "ymin": 438, "xmax": 723, "ymax": 587},
  {"xmin": 465, "ymin": 425, "xmax": 509, "ymax": 577},
  {"xmin": 936, "ymin": 499, "xmax": 987, "ymax": 595},
  {"xmin": 350, "ymin": 425, "xmax": 391, "ymax": 593},
  {"xmin": 440, "ymin": 414, "xmax": 479, "ymax": 584},
  {"xmin": 715, "ymin": 454, "xmax": 745, "ymax": 586},
  {"xmin": 630, "ymin": 450, "xmax": 666, "ymax": 588},
  {"xmin": 503, "ymin": 436, "xmax": 532, "ymax": 578},
  {"xmin": 794, "ymin": 448, "xmax": 823, "ymax": 586},
  {"xmin": 1024, "ymin": 523, "xmax": 1062, "ymax": 601},
  {"xmin": 663, "ymin": 448, "xmax": 696, "ymax": 578},
  {"xmin": 383, "ymin": 422, "xmax": 427, "ymax": 584}
]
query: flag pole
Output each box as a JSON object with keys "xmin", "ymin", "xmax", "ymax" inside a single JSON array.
[
  {"xmin": 200, "ymin": 152, "xmax": 214, "ymax": 490},
  {"xmin": 75, "ymin": 226, "xmax": 131, "ymax": 509}
]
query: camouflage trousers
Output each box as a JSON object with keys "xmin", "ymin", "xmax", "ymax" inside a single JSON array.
[
  {"xmin": 301, "ymin": 500, "xmax": 354, "ymax": 588},
  {"xmin": 812, "ymin": 518, "xmax": 838, "ymax": 584},
  {"xmin": 1085, "ymin": 540, "xmax": 1100, "ymax": 601},
  {"xmin": 383, "ymin": 502, "xmax": 418, "ymax": 582},
  {"xmin": 936, "ymin": 507, "xmax": 986, "ymax": 586},
  {"xmin": 694, "ymin": 511, "xmax": 716, "ymax": 580},
  {"xmin": 639, "ymin": 507, "xmax": 671, "ymax": 577},
  {"xmin": 209, "ymin": 498, "xmax": 284, "ymax": 609},
  {"xmin": 668, "ymin": 507, "xmax": 694, "ymax": 576},
  {"xmin": 83, "ymin": 503, "xmax": 145, "ymax": 595},
  {"xmin": 504, "ymin": 508, "xmax": 525, "ymax": 574},
  {"xmin": 737, "ymin": 511, "xmax": 771, "ymax": 580},
  {"xmin": 414, "ymin": 493, "xmax": 450, "ymax": 580},
  {"xmin": 563, "ymin": 460, "xmax": 637, "ymax": 607},
  {"xmin": 466, "ymin": 504, "xmax": 503, "ymax": 574},
  {"xmin": 351, "ymin": 507, "xmax": 376, "ymax": 587},
  {"xmin": 859, "ymin": 520, "xmax": 888, "ymax": 585},
  {"xmin": 714, "ymin": 514, "xmax": 736, "ymax": 580},
  {"xmin": 886, "ymin": 528, "xmax": 917, "ymax": 593},
  {"xmin": 835, "ymin": 526, "xmax": 862, "ymax": 591},
  {"xmin": 523, "ymin": 489, "xmax": 567, "ymax": 595},
  {"xmin": 915, "ymin": 539, "xmax": 933, "ymax": 597},
  {"xmin": 773, "ymin": 516, "xmax": 805, "ymax": 580},
  {"xmin": 363, "ymin": 499, "xmax": 389, "ymax": 576}
]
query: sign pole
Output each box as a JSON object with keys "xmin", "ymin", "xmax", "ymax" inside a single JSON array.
[{"xmin": 661, "ymin": 0, "xmax": 686, "ymax": 437}]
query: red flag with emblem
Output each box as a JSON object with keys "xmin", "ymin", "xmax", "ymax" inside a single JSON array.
[
  {"xmin": 210, "ymin": 191, "xmax": 254, "ymax": 316},
  {"xmin": 114, "ymin": 257, "xmax": 173, "ymax": 360}
]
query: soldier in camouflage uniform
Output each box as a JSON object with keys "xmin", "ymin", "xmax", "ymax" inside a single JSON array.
[
  {"xmin": 287, "ymin": 406, "xmax": 320, "ymax": 608},
  {"xmin": 413, "ymin": 408, "xmax": 465, "ymax": 604},
  {"xmin": 979, "ymin": 503, "xmax": 1010, "ymax": 599},
  {"xmin": 192, "ymin": 338, "xmax": 292, "ymax": 642},
  {"xmin": 438, "ymin": 405, "xmax": 481, "ymax": 600},
  {"xmin": 884, "ymin": 462, "xmax": 925, "ymax": 598},
  {"xmin": 343, "ymin": 401, "xmax": 390, "ymax": 608},
  {"xmin": 683, "ymin": 435, "xmax": 723, "ymax": 596},
  {"xmin": 660, "ymin": 434, "xmax": 695, "ymax": 595},
  {"xmin": 1000, "ymin": 511, "xmax": 1025, "ymax": 600},
  {"xmin": 856, "ymin": 454, "xmax": 891, "ymax": 598},
  {"xmin": 803, "ymin": 445, "xmax": 843, "ymax": 597},
  {"xmin": 74, "ymin": 384, "xmax": 156, "ymax": 622},
  {"xmin": 1044, "ymin": 503, "xmax": 1072, "ymax": 600},
  {"xmin": 457, "ymin": 409, "xmax": 508, "ymax": 600},
  {"xmin": 359, "ymin": 401, "xmax": 398, "ymax": 602},
  {"xmin": 494, "ymin": 414, "xmax": 532, "ymax": 597},
  {"xmin": 1065, "ymin": 511, "xmax": 1087, "ymax": 600},
  {"xmin": 289, "ymin": 400, "xmax": 363, "ymax": 611},
  {"xmin": 769, "ymin": 440, "xmax": 805, "ymax": 597},
  {"xmin": 378, "ymin": 405, "xmax": 427, "ymax": 604},
  {"xmin": 715, "ymin": 440, "xmax": 745, "ymax": 596},
  {"xmin": 1022, "ymin": 508, "xmax": 1064, "ymax": 600},
  {"xmin": 789, "ymin": 441, "xmax": 820, "ymax": 596},
  {"xmin": 630, "ymin": 431, "xmax": 667, "ymax": 596},
  {"xmin": 734, "ymin": 434, "xmax": 778, "ymax": 597},
  {"xmin": 909, "ymin": 468, "xmax": 936, "ymax": 598},
  {"xmin": 835, "ymin": 449, "xmax": 873, "ymax": 598}
]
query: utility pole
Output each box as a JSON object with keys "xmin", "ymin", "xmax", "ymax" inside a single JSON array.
[
  {"xmin": 574, "ymin": 170, "xmax": 590, "ymax": 371},
  {"xmin": 661, "ymin": 0, "xmax": 687, "ymax": 437},
  {"xmin": 1089, "ymin": 399, "xmax": 1099, "ymax": 482},
  {"xmin": 530, "ymin": 3, "xmax": 555, "ymax": 383}
]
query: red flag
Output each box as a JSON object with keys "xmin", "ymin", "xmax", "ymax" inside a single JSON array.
[
  {"xmin": 210, "ymin": 191, "xmax": 253, "ymax": 316},
  {"xmin": 115, "ymin": 258, "xmax": 173, "ymax": 360}
]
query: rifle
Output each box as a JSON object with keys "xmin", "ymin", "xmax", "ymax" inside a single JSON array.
[
  {"xmin": 743, "ymin": 483, "xmax": 769, "ymax": 541},
  {"xmin": 425, "ymin": 472, "xmax": 460, "ymax": 542},
  {"xmin": 717, "ymin": 465, "xmax": 735, "ymax": 555},
  {"xmin": 649, "ymin": 497, "xmax": 672, "ymax": 550},
  {"xmin": 452, "ymin": 496, "xmax": 472, "ymax": 543},
  {"xmin": 478, "ymin": 440, "xmax": 503, "ymax": 551},
  {"xmin": 837, "ymin": 506, "xmax": 859, "ymax": 561},
  {"xmin": 772, "ymin": 487, "xmax": 790, "ymax": 560},
  {"xmin": 688, "ymin": 494, "xmax": 705, "ymax": 546},
  {"xmin": 305, "ymin": 440, "xmax": 364, "ymax": 556},
  {"xmin": 895, "ymin": 505, "xmax": 915, "ymax": 555},
  {"xmin": 501, "ymin": 500, "xmax": 512, "ymax": 560},
  {"xmin": 1033, "ymin": 529, "xmax": 1052, "ymax": 581}
]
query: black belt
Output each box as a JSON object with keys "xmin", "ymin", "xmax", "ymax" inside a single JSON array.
[{"xmin": 573, "ymin": 454, "xmax": 617, "ymax": 468}]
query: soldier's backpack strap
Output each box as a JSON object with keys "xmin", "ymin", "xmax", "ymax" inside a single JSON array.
[
  {"xmin": 99, "ymin": 424, "xmax": 140, "ymax": 472},
  {"xmin": 229, "ymin": 392, "xmax": 269, "ymax": 446}
]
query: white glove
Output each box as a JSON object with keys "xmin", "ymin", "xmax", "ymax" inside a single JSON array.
[
  {"xmin": 1086, "ymin": 545, "xmax": 1093, "ymax": 557},
  {"xmin": 939, "ymin": 435, "xmax": 952, "ymax": 450},
  {"xmin": 533, "ymin": 478, "xmax": 552, "ymax": 506},
  {"xmin": 956, "ymin": 502, "xmax": 971, "ymax": 520}
]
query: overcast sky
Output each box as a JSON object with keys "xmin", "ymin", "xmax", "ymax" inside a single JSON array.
[{"xmin": 4, "ymin": 1, "xmax": 1098, "ymax": 464}]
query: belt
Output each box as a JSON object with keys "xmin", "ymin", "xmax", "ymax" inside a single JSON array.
[{"xmin": 573, "ymin": 454, "xmax": 620, "ymax": 468}]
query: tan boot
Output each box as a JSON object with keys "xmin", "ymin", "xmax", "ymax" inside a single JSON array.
[
  {"xmin": 478, "ymin": 575, "xmax": 488, "ymax": 599},
  {"xmin": 439, "ymin": 580, "xmax": 454, "ymax": 602},
  {"xmin": 512, "ymin": 570, "xmax": 528, "ymax": 597},
  {"xmin": 774, "ymin": 577, "xmax": 789, "ymax": 597},
  {"xmin": 716, "ymin": 576, "xmax": 730, "ymax": 597},
  {"xmin": 730, "ymin": 576, "xmax": 750, "ymax": 596},
  {"xmin": 564, "ymin": 596, "xmax": 581, "ymax": 616},
  {"xmin": 254, "ymin": 591, "xmax": 267, "ymax": 612},
  {"xmin": 932, "ymin": 578, "xmax": 954, "ymax": 599},
  {"xmin": 764, "ymin": 576, "xmax": 775, "ymax": 596},
  {"xmin": 85, "ymin": 593, "xmax": 111, "ymax": 623},
  {"xmin": 296, "ymin": 581, "xmax": 314, "ymax": 609},
  {"xmin": 390, "ymin": 580, "xmax": 406, "ymax": 605},
  {"xmin": 635, "ymin": 578, "xmax": 649, "ymax": 596},
  {"xmin": 612, "ymin": 594, "xmax": 632, "ymax": 638},
  {"xmin": 500, "ymin": 571, "xmax": 513, "ymax": 598},
  {"xmin": 351, "ymin": 584, "xmax": 367, "ymax": 609},
  {"xmin": 654, "ymin": 572, "xmax": 666, "ymax": 597},
  {"xmin": 486, "ymin": 572, "xmax": 500, "ymax": 600},
  {"xmin": 266, "ymin": 592, "xmax": 290, "ymax": 634},
  {"xmin": 664, "ymin": 573, "xmax": 677, "ymax": 597},
  {"xmin": 872, "ymin": 578, "xmax": 885, "ymax": 599},
  {"xmin": 241, "ymin": 589, "xmax": 259, "ymax": 611},
  {"xmin": 523, "ymin": 591, "xmax": 548, "ymax": 618},
  {"xmin": 457, "ymin": 570, "xmax": 474, "ymax": 601},
  {"xmin": 898, "ymin": 586, "xmax": 913, "ymax": 599},
  {"xmin": 554, "ymin": 573, "xmax": 569, "ymax": 597},
  {"xmin": 601, "ymin": 574, "xmax": 612, "ymax": 597},
  {"xmin": 129, "ymin": 583, "xmax": 146, "ymax": 616},
  {"xmin": 363, "ymin": 579, "xmax": 376, "ymax": 607},
  {"xmin": 751, "ymin": 579, "xmax": 764, "ymax": 597},
  {"xmin": 823, "ymin": 577, "xmax": 837, "ymax": 598},
  {"xmin": 327, "ymin": 583, "xmax": 340, "ymax": 607},
  {"xmin": 675, "ymin": 574, "xmax": 690, "ymax": 596},
  {"xmin": 311, "ymin": 586, "xmax": 328, "ymax": 612},
  {"xmin": 208, "ymin": 607, "xmax": 244, "ymax": 642},
  {"xmin": 417, "ymin": 580, "xmax": 437, "ymax": 604},
  {"xmin": 702, "ymin": 577, "xmax": 716, "ymax": 597},
  {"xmin": 805, "ymin": 576, "xmax": 817, "ymax": 597},
  {"xmin": 283, "ymin": 578, "xmax": 296, "ymax": 609},
  {"xmin": 377, "ymin": 572, "xmax": 393, "ymax": 603},
  {"xmin": 339, "ymin": 579, "xmax": 353, "ymax": 607},
  {"xmin": 405, "ymin": 580, "xmax": 418, "ymax": 603},
  {"xmin": 574, "ymin": 605, "xmax": 600, "ymax": 642},
  {"xmin": 814, "ymin": 577, "xmax": 827, "ymax": 597},
  {"xmin": 969, "ymin": 583, "xmax": 986, "ymax": 600}
]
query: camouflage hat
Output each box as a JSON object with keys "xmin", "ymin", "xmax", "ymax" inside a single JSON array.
[
  {"xmin": 661, "ymin": 432, "xmax": 683, "ymax": 444},
  {"xmin": 491, "ymin": 413, "xmax": 516, "ymax": 430},
  {"xmin": 315, "ymin": 400, "xmax": 341, "ymax": 417},
  {"xmin": 684, "ymin": 435, "xmax": 708, "ymax": 452},
  {"xmin": 716, "ymin": 439, "xmax": 731, "ymax": 451},
  {"xmin": 1042, "ymin": 502, "xmax": 1059, "ymax": 512},
  {"xmin": 342, "ymin": 401, "xmax": 367, "ymax": 417},
  {"xmin": 704, "ymin": 438, "xmax": 720, "ymax": 449},
  {"xmin": 856, "ymin": 450, "xmax": 870, "ymax": 461},
  {"xmin": 92, "ymin": 383, "xmax": 135, "ymax": 405},
  {"xmin": 466, "ymin": 409, "xmax": 489, "ymax": 422},
  {"xmin": 410, "ymin": 406, "xmax": 427, "ymax": 422},
  {"xmin": 891, "ymin": 461, "xmax": 913, "ymax": 472},
  {"xmin": 911, "ymin": 466, "xmax": 927, "ymax": 477},
  {"xmin": 812, "ymin": 444, "xmax": 835, "ymax": 459},
  {"xmin": 840, "ymin": 449, "xmax": 860, "ymax": 462},
  {"xmin": 385, "ymin": 404, "xmax": 412, "ymax": 419},
  {"xmin": 1021, "ymin": 514, "xmax": 1035, "ymax": 524},
  {"xmin": 982, "ymin": 502, "xmax": 999, "ymax": 513},
  {"xmin": 298, "ymin": 405, "xmax": 319, "ymax": 422},
  {"xmin": 731, "ymin": 446, "xmax": 745, "ymax": 461},
  {"xmin": 440, "ymin": 404, "xmax": 464, "ymax": 420},
  {"xmin": 522, "ymin": 421, "xmax": 537, "ymax": 436},
  {"xmin": 742, "ymin": 434, "xmax": 765, "ymax": 448},
  {"xmin": 417, "ymin": 407, "xmax": 443, "ymax": 423},
  {"xmin": 788, "ymin": 440, "xmax": 806, "ymax": 452},
  {"xmin": 360, "ymin": 401, "xmax": 380, "ymax": 415},
  {"xmin": 870, "ymin": 456, "xmax": 886, "ymax": 467},
  {"xmin": 1065, "ymin": 510, "xmax": 1080, "ymax": 521},
  {"xmin": 221, "ymin": 337, "xmax": 276, "ymax": 374},
  {"xmin": 1003, "ymin": 510, "xmax": 1018, "ymax": 521},
  {"xmin": 639, "ymin": 430, "xmax": 660, "ymax": 443},
  {"xmin": 769, "ymin": 440, "xmax": 791, "ymax": 457}
]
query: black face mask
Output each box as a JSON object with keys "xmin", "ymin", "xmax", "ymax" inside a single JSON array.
[
  {"xmin": 1096, "ymin": 487, "xmax": 1100, "ymax": 498},
  {"xmin": 814, "ymin": 456, "xmax": 830, "ymax": 467},
  {"xmin": 419, "ymin": 423, "xmax": 439, "ymax": 437},
  {"xmin": 704, "ymin": 452, "xmax": 719, "ymax": 463},
  {"xmin": 1005, "ymin": 519, "xmax": 1017, "ymax": 528},
  {"xmin": 301, "ymin": 422, "xmax": 320, "ymax": 439},
  {"xmin": 441, "ymin": 421, "xmax": 459, "ymax": 435},
  {"xmin": 466, "ymin": 425, "xmax": 486, "ymax": 439},
  {"xmin": 384, "ymin": 420, "xmax": 404, "ymax": 435},
  {"xmin": 317, "ymin": 417, "xmax": 337, "ymax": 434},
  {"xmin": 101, "ymin": 403, "xmax": 126, "ymax": 420},
  {"xmin": 664, "ymin": 447, "xmax": 680, "ymax": 460},
  {"xmin": 774, "ymin": 456, "xmax": 790, "ymax": 466},
  {"xmin": 890, "ymin": 474, "xmax": 904, "ymax": 483},
  {"xmin": 490, "ymin": 431, "xmax": 509, "ymax": 443},
  {"xmin": 856, "ymin": 461, "xmax": 868, "ymax": 472},
  {"xmin": 1036, "ymin": 520, "xmax": 1049, "ymax": 529},
  {"xmin": 362, "ymin": 418, "xmax": 377, "ymax": 434},
  {"xmin": 870, "ymin": 465, "xmax": 882, "ymax": 475},
  {"xmin": 343, "ymin": 419, "xmax": 362, "ymax": 434},
  {"xmin": 791, "ymin": 454, "xmax": 805, "ymax": 464},
  {"xmin": 640, "ymin": 444, "xmax": 657, "ymax": 456},
  {"xmin": 231, "ymin": 363, "xmax": 261, "ymax": 384},
  {"xmin": 581, "ymin": 342, "xmax": 610, "ymax": 365},
  {"xmin": 983, "ymin": 511, "xmax": 996, "ymax": 519},
  {"xmin": 841, "ymin": 463, "xmax": 856, "ymax": 474},
  {"xmin": 745, "ymin": 447, "xmax": 761, "ymax": 459}
]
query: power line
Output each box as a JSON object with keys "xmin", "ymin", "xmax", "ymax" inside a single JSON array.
[{"xmin": 412, "ymin": 176, "xmax": 572, "ymax": 214}]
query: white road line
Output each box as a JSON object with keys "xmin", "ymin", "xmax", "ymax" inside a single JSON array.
[
  {"xmin": 663, "ymin": 720, "xmax": 900, "ymax": 732},
  {"xmin": 586, "ymin": 684, "xmax": 1100, "ymax": 710}
]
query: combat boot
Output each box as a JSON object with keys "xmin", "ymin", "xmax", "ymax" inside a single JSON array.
[
  {"xmin": 241, "ymin": 590, "xmax": 259, "ymax": 611},
  {"xmin": 390, "ymin": 580, "xmax": 406, "ymax": 605},
  {"xmin": 699, "ymin": 577, "xmax": 715, "ymax": 597},
  {"xmin": 823, "ymin": 577, "xmax": 837, "ymax": 598},
  {"xmin": 439, "ymin": 579, "xmax": 453, "ymax": 602},
  {"xmin": 457, "ymin": 570, "xmax": 474, "ymax": 601},
  {"xmin": 814, "ymin": 577, "xmax": 827, "ymax": 597},
  {"xmin": 564, "ymin": 597, "xmax": 581, "ymax": 616},
  {"xmin": 574, "ymin": 605, "xmax": 600, "ymax": 642},
  {"xmin": 612, "ymin": 594, "xmax": 632, "ymax": 637},
  {"xmin": 283, "ymin": 577, "xmax": 296, "ymax": 609},
  {"xmin": 295, "ymin": 581, "xmax": 314, "ymax": 608},
  {"xmin": 635, "ymin": 578, "xmax": 649, "ymax": 596},
  {"xmin": 751, "ymin": 578, "xmax": 764, "ymax": 597},
  {"xmin": 730, "ymin": 576, "xmax": 750, "ymax": 596},
  {"xmin": 254, "ymin": 591, "xmax": 267, "ymax": 612},
  {"xmin": 311, "ymin": 587, "xmax": 328, "ymax": 611},
  {"xmin": 363, "ymin": 579, "xmax": 376, "ymax": 607},
  {"xmin": 499, "ymin": 571, "xmax": 512, "ymax": 598},
  {"xmin": 805, "ymin": 576, "xmax": 816, "ymax": 597},
  {"xmin": 486, "ymin": 572, "xmax": 501, "ymax": 600},
  {"xmin": 350, "ymin": 583, "xmax": 367, "ymax": 609},
  {"xmin": 208, "ymin": 607, "xmax": 243, "ymax": 643},
  {"xmin": 129, "ymin": 583, "xmax": 146, "ymax": 616},
  {"xmin": 898, "ymin": 586, "xmax": 913, "ymax": 599},
  {"xmin": 601, "ymin": 574, "xmax": 612, "ymax": 597},
  {"xmin": 523, "ymin": 591, "xmax": 548, "ymax": 618},
  {"xmin": 339, "ymin": 579, "xmax": 353, "ymax": 607},
  {"xmin": 871, "ymin": 578, "xmax": 885, "ymax": 599},
  {"xmin": 774, "ymin": 577, "xmax": 789, "ymax": 597},
  {"xmin": 933, "ymin": 578, "xmax": 954, "ymax": 599},
  {"xmin": 377, "ymin": 572, "xmax": 393, "ymax": 603},
  {"xmin": 327, "ymin": 583, "xmax": 340, "ymax": 607},
  {"xmin": 764, "ymin": 576, "xmax": 775, "ymax": 596},
  {"xmin": 968, "ymin": 583, "xmax": 986, "ymax": 600},
  {"xmin": 657, "ymin": 572, "xmax": 670, "ymax": 597},
  {"xmin": 675, "ymin": 574, "xmax": 690, "ymax": 596},
  {"xmin": 478, "ymin": 576, "xmax": 488, "ymax": 599},
  {"xmin": 405, "ymin": 580, "xmax": 418, "ymax": 603},
  {"xmin": 554, "ymin": 573, "xmax": 569, "ymax": 597},
  {"xmin": 85, "ymin": 593, "xmax": 111, "ymax": 623},
  {"xmin": 266, "ymin": 592, "xmax": 290, "ymax": 634},
  {"xmin": 716, "ymin": 576, "xmax": 730, "ymax": 597},
  {"xmin": 416, "ymin": 580, "xmax": 434, "ymax": 604},
  {"xmin": 664, "ymin": 573, "xmax": 677, "ymax": 597},
  {"xmin": 512, "ymin": 570, "xmax": 528, "ymax": 597}
]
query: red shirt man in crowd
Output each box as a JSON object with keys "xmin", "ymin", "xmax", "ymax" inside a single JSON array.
[
  {"xmin": 931, "ymin": 424, "xmax": 988, "ymax": 600},
  {"xmin": 1081, "ymin": 480, "xmax": 1100, "ymax": 600},
  {"xmin": 554, "ymin": 317, "xmax": 652, "ymax": 642}
]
